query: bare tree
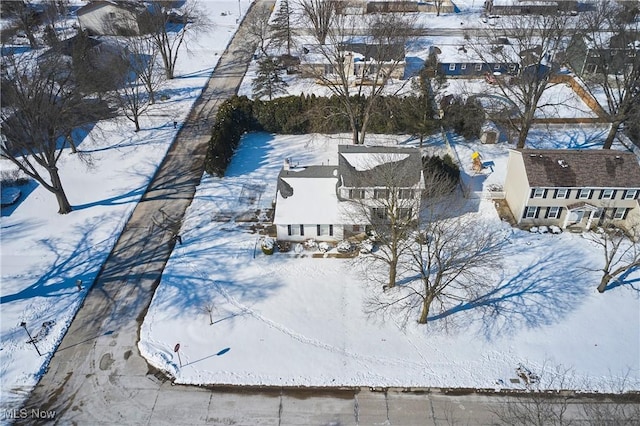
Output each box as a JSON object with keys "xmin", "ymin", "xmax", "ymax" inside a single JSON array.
[
  {"xmin": 469, "ymin": 13, "xmax": 571, "ymax": 148},
  {"xmin": 408, "ymin": 206, "xmax": 506, "ymax": 324},
  {"xmin": 201, "ymin": 302, "xmax": 216, "ymax": 325},
  {"xmin": 127, "ymin": 36, "xmax": 165, "ymax": 104},
  {"xmin": 3, "ymin": 1, "xmax": 41, "ymax": 48},
  {"xmin": 0, "ymin": 52, "xmax": 106, "ymax": 213},
  {"xmin": 297, "ymin": 0, "xmax": 336, "ymax": 45},
  {"xmin": 348, "ymin": 150, "xmax": 425, "ymax": 290},
  {"xmin": 112, "ymin": 68, "xmax": 152, "ymax": 133},
  {"xmin": 244, "ymin": 1, "xmax": 274, "ymax": 57},
  {"xmin": 571, "ymin": 0, "xmax": 640, "ymax": 149},
  {"xmin": 434, "ymin": 0, "xmax": 445, "ymax": 17},
  {"xmin": 143, "ymin": 0, "xmax": 211, "ymax": 79},
  {"xmin": 583, "ymin": 221, "xmax": 640, "ymax": 293},
  {"xmin": 301, "ymin": 12, "xmax": 417, "ymax": 144}
]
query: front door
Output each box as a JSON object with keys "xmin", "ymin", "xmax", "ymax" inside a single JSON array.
[{"xmin": 567, "ymin": 210, "xmax": 584, "ymax": 225}]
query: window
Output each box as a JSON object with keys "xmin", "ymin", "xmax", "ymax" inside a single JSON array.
[
  {"xmin": 317, "ymin": 225, "xmax": 333, "ymax": 236},
  {"xmin": 352, "ymin": 225, "xmax": 360, "ymax": 232},
  {"xmin": 509, "ymin": 64, "xmax": 517, "ymax": 72},
  {"xmin": 372, "ymin": 207, "xmax": 387, "ymax": 220},
  {"xmin": 324, "ymin": 64, "xmax": 335, "ymax": 75},
  {"xmin": 555, "ymin": 188, "xmax": 569, "ymax": 199},
  {"xmin": 600, "ymin": 189, "xmax": 614, "ymax": 199},
  {"xmin": 546, "ymin": 206, "xmax": 561, "ymax": 219},
  {"xmin": 287, "ymin": 225, "xmax": 292, "ymax": 236},
  {"xmin": 374, "ymin": 189, "xmax": 388, "ymax": 199},
  {"xmin": 613, "ymin": 208, "xmax": 627, "ymax": 220},
  {"xmin": 475, "ymin": 63, "xmax": 482, "ymax": 71},
  {"xmin": 398, "ymin": 189, "xmax": 415, "ymax": 199},
  {"xmin": 398, "ymin": 208, "xmax": 413, "ymax": 220},
  {"xmin": 578, "ymin": 189, "xmax": 592, "ymax": 199},
  {"xmin": 461, "ymin": 64, "xmax": 467, "ymax": 70},
  {"xmin": 532, "ymin": 188, "xmax": 545, "ymax": 199},
  {"xmin": 593, "ymin": 208, "xmax": 605, "ymax": 219},
  {"xmin": 349, "ymin": 189, "xmax": 365, "ymax": 199},
  {"xmin": 624, "ymin": 189, "xmax": 638, "ymax": 200},
  {"xmin": 449, "ymin": 64, "xmax": 456, "ymax": 71},
  {"xmin": 300, "ymin": 225, "xmax": 305, "ymax": 236},
  {"xmin": 288, "ymin": 224, "xmax": 300, "ymax": 236},
  {"xmin": 523, "ymin": 206, "xmax": 539, "ymax": 219},
  {"xmin": 494, "ymin": 64, "xmax": 500, "ymax": 70}
]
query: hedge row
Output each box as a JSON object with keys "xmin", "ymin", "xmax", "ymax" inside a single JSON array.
[{"xmin": 204, "ymin": 94, "xmax": 440, "ymax": 176}]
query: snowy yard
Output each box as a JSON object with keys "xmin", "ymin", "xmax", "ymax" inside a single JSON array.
[
  {"xmin": 0, "ymin": 0, "xmax": 252, "ymax": 409},
  {"xmin": 139, "ymin": 130, "xmax": 640, "ymax": 392}
]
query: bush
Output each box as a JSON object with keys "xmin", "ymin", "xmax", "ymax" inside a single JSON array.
[{"xmin": 442, "ymin": 96, "xmax": 485, "ymax": 140}]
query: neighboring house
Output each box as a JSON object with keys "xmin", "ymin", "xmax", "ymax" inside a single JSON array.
[
  {"xmin": 504, "ymin": 149, "xmax": 640, "ymax": 231},
  {"xmin": 565, "ymin": 33, "xmax": 639, "ymax": 77},
  {"xmin": 299, "ymin": 43, "xmax": 406, "ymax": 81},
  {"xmin": 484, "ymin": 0, "xmax": 578, "ymax": 15},
  {"xmin": 76, "ymin": 0, "xmax": 150, "ymax": 36},
  {"xmin": 429, "ymin": 39, "xmax": 520, "ymax": 77},
  {"xmin": 274, "ymin": 145, "xmax": 425, "ymax": 242}
]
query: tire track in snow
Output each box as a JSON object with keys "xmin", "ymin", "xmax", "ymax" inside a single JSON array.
[{"xmin": 182, "ymin": 251, "xmax": 438, "ymax": 374}]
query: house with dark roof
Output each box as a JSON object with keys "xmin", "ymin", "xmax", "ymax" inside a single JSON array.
[
  {"xmin": 76, "ymin": 1, "xmax": 150, "ymax": 36},
  {"xmin": 504, "ymin": 149, "xmax": 640, "ymax": 231},
  {"xmin": 273, "ymin": 145, "xmax": 425, "ymax": 242}
]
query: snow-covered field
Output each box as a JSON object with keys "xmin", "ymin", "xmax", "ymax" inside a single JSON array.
[
  {"xmin": 1, "ymin": 0, "xmax": 639, "ymax": 416},
  {"xmin": 139, "ymin": 129, "xmax": 640, "ymax": 392},
  {"xmin": 0, "ymin": 0, "xmax": 251, "ymax": 410}
]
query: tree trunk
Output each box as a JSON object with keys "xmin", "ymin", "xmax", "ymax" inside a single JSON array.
[
  {"xmin": 48, "ymin": 166, "xmax": 72, "ymax": 214},
  {"xmin": 418, "ymin": 292, "xmax": 434, "ymax": 324},
  {"xmin": 134, "ymin": 117, "xmax": 141, "ymax": 132},
  {"xmin": 597, "ymin": 273, "xmax": 612, "ymax": 293},
  {"xmin": 602, "ymin": 121, "xmax": 620, "ymax": 150},
  {"xmin": 516, "ymin": 125, "xmax": 530, "ymax": 149},
  {"xmin": 388, "ymin": 258, "xmax": 397, "ymax": 289}
]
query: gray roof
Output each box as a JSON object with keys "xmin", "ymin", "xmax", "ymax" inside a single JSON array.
[
  {"xmin": 338, "ymin": 145, "xmax": 422, "ymax": 188},
  {"xmin": 519, "ymin": 149, "xmax": 640, "ymax": 188}
]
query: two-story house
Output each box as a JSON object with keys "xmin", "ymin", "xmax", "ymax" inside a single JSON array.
[
  {"xmin": 566, "ymin": 33, "xmax": 639, "ymax": 77},
  {"xmin": 504, "ymin": 149, "xmax": 640, "ymax": 231},
  {"xmin": 273, "ymin": 145, "xmax": 424, "ymax": 242}
]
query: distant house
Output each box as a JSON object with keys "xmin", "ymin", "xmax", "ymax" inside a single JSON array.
[
  {"xmin": 484, "ymin": 0, "xmax": 578, "ymax": 15},
  {"xmin": 429, "ymin": 38, "xmax": 520, "ymax": 77},
  {"xmin": 504, "ymin": 149, "xmax": 640, "ymax": 231},
  {"xmin": 299, "ymin": 43, "xmax": 406, "ymax": 82},
  {"xmin": 274, "ymin": 145, "xmax": 425, "ymax": 242},
  {"xmin": 565, "ymin": 33, "xmax": 639, "ymax": 77},
  {"xmin": 76, "ymin": 1, "xmax": 150, "ymax": 36}
]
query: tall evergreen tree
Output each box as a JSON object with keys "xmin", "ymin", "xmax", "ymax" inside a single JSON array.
[
  {"xmin": 270, "ymin": 0, "xmax": 296, "ymax": 56},
  {"xmin": 252, "ymin": 57, "xmax": 288, "ymax": 100}
]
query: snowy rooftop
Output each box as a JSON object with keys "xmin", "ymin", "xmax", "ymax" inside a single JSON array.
[{"xmin": 274, "ymin": 166, "xmax": 341, "ymax": 225}]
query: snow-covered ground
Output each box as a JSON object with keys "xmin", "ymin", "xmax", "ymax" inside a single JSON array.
[
  {"xmin": 0, "ymin": 0, "xmax": 251, "ymax": 410},
  {"xmin": 139, "ymin": 128, "xmax": 640, "ymax": 392},
  {"xmin": 2, "ymin": 0, "xmax": 639, "ymax": 416}
]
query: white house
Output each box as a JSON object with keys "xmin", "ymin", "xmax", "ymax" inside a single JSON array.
[
  {"xmin": 274, "ymin": 145, "xmax": 425, "ymax": 242},
  {"xmin": 77, "ymin": 1, "xmax": 149, "ymax": 36}
]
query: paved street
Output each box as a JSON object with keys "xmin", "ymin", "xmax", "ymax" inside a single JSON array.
[{"xmin": 13, "ymin": 2, "xmax": 639, "ymax": 425}]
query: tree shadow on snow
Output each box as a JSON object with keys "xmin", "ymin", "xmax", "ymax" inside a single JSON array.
[
  {"xmin": 429, "ymin": 250, "xmax": 592, "ymax": 340},
  {"xmin": 603, "ymin": 266, "xmax": 640, "ymax": 294},
  {"xmin": 0, "ymin": 216, "xmax": 119, "ymax": 305}
]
